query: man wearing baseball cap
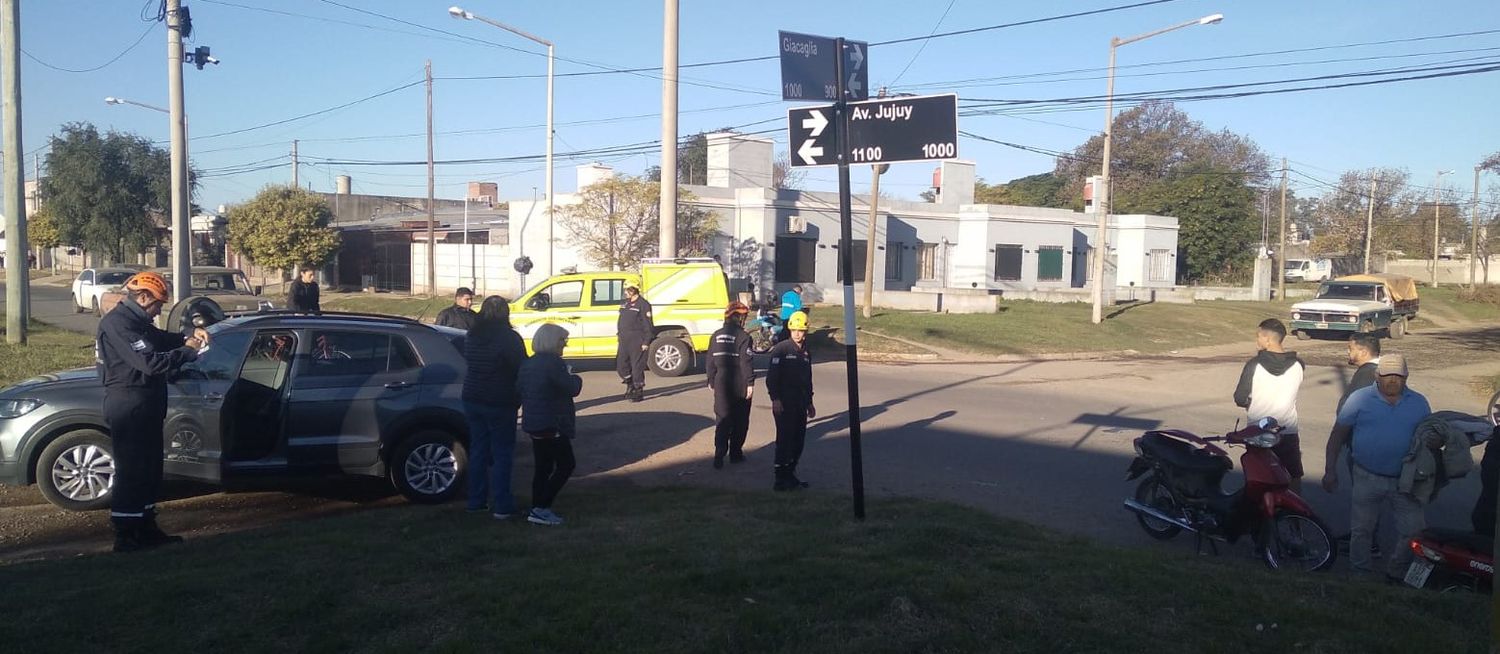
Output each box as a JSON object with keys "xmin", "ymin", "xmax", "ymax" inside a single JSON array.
[{"xmin": 1322, "ymin": 352, "xmax": 1434, "ymax": 579}]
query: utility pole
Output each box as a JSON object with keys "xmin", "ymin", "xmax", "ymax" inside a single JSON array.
[
  {"xmin": 1470, "ymin": 165, "xmax": 1482, "ymax": 288},
  {"xmin": 862, "ymin": 163, "xmax": 887, "ymax": 318},
  {"xmin": 2, "ymin": 0, "xmax": 27, "ymax": 343},
  {"xmin": 291, "ymin": 140, "xmax": 298, "ymax": 188},
  {"xmin": 425, "ymin": 60, "xmax": 436, "ymax": 297},
  {"xmin": 1364, "ymin": 178, "xmax": 1377, "ymax": 274},
  {"xmin": 1278, "ymin": 157, "xmax": 1287, "ymax": 300},
  {"xmin": 657, "ymin": 0, "xmax": 678, "ymax": 259},
  {"xmin": 1433, "ymin": 170, "xmax": 1453, "ymax": 287},
  {"xmin": 167, "ymin": 0, "xmax": 190, "ymax": 305}
]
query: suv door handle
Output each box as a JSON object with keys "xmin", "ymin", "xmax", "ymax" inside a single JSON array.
[{"xmin": 383, "ymin": 381, "xmax": 411, "ymax": 390}]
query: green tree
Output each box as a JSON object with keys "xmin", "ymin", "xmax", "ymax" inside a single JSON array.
[
  {"xmin": 558, "ymin": 175, "xmax": 719, "ymax": 270},
  {"xmin": 28, "ymin": 205, "xmax": 61, "ymax": 250},
  {"xmin": 39, "ymin": 122, "xmax": 196, "ymax": 263},
  {"xmin": 226, "ymin": 185, "xmax": 341, "ymax": 281},
  {"xmin": 974, "ymin": 172, "xmax": 1067, "ymax": 207},
  {"xmin": 1117, "ymin": 165, "xmax": 1259, "ymax": 283}
]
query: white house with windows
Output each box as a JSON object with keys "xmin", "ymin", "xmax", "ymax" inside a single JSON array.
[{"xmin": 507, "ymin": 132, "xmax": 1180, "ymax": 312}]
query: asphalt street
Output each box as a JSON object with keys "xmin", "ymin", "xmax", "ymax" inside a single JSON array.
[{"xmin": 2, "ymin": 279, "xmax": 1497, "ymax": 563}]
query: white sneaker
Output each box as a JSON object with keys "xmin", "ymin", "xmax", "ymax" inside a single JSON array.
[{"xmin": 527, "ymin": 508, "xmax": 564, "ymax": 526}]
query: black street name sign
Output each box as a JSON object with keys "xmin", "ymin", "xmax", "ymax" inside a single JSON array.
[
  {"xmin": 777, "ymin": 30, "xmax": 868, "ymax": 101},
  {"xmin": 786, "ymin": 94, "xmax": 959, "ymax": 168}
]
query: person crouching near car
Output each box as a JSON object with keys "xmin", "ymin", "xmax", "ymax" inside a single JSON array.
[
  {"xmin": 463, "ymin": 296, "xmax": 528, "ymax": 520},
  {"xmin": 518, "ymin": 323, "xmax": 583, "ymax": 526}
]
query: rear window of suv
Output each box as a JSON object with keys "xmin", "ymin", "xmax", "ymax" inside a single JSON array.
[{"xmin": 305, "ymin": 331, "xmax": 421, "ymax": 377}]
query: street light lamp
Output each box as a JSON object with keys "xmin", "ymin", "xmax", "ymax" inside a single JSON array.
[
  {"xmin": 1091, "ymin": 13, "xmax": 1223, "ymax": 324},
  {"xmin": 1433, "ymin": 169, "xmax": 1454, "ymax": 287},
  {"xmin": 449, "ymin": 5, "xmax": 555, "ymax": 276}
]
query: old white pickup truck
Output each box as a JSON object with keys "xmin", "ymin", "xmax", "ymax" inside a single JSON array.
[{"xmin": 1288, "ymin": 273, "xmax": 1419, "ymax": 340}]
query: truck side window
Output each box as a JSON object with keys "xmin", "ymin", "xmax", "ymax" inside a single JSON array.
[
  {"xmin": 542, "ymin": 281, "xmax": 583, "ymax": 309},
  {"xmin": 592, "ymin": 279, "xmax": 625, "ymax": 307}
]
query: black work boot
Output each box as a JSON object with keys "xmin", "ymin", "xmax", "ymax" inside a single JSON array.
[
  {"xmin": 629, "ymin": 385, "xmax": 644, "ymax": 403},
  {"xmin": 773, "ymin": 466, "xmax": 795, "ymax": 492},
  {"xmin": 112, "ymin": 522, "xmax": 145, "ymax": 554},
  {"xmin": 140, "ymin": 515, "xmax": 185, "ymax": 548}
]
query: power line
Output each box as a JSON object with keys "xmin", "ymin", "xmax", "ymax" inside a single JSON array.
[
  {"xmin": 887, "ymin": 0, "xmax": 958, "ymax": 86},
  {"xmin": 22, "ymin": 22, "xmax": 158, "ymax": 74},
  {"xmin": 188, "ymin": 78, "xmax": 426, "ymax": 141}
]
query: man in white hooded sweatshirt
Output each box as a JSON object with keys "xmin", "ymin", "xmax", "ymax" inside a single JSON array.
[{"xmin": 1233, "ymin": 318, "xmax": 1307, "ymax": 491}]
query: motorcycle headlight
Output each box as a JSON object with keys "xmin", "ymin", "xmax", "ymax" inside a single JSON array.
[
  {"xmin": 0, "ymin": 398, "xmax": 43, "ymax": 418},
  {"xmin": 1243, "ymin": 431, "xmax": 1281, "ymax": 448}
]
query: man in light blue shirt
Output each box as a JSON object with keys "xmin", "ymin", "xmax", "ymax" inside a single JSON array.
[
  {"xmin": 1321, "ymin": 353, "xmax": 1434, "ymax": 578},
  {"xmin": 776, "ymin": 285, "xmax": 804, "ymax": 343}
]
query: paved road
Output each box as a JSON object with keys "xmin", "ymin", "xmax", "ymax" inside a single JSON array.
[
  {"xmin": 2, "ymin": 278, "xmax": 1497, "ymax": 564},
  {"xmin": 0, "ymin": 279, "xmax": 101, "ymax": 334}
]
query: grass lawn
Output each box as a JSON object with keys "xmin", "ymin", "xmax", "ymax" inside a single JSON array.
[
  {"xmin": 1422, "ymin": 286, "xmax": 1500, "ymax": 323},
  {"xmin": 312, "ymin": 292, "xmax": 456, "ymax": 320},
  {"xmin": 0, "ymin": 320, "xmax": 95, "ymax": 387},
  {"xmin": 838, "ymin": 299, "xmax": 1295, "ymax": 356},
  {"xmin": 0, "ymin": 486, "xmax": 1482, "ymax": 653}
]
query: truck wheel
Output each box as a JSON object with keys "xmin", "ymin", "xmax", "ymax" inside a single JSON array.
[
  {"xmin": 1359, "ymin": 320, "xmax": 1376, "ymax": 334},
  {"xmin": 648, "ymin": 337, "xmax": 692, "ymax": 377},
  {"xmin": 1294, "ymin": 330, "xmax": 1311, "ymax": 341},
  {"xmin": 1389, "ymin": 316, "xmax": 1407, "ymax": 339}
]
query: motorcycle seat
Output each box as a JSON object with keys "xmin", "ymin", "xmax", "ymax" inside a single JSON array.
[
  {"xmin": 1140, "ymin": 433, "xmax": 1231, "ymax": 474},
  {"xmin": 1421, "ymin": 528, "xmax": 1494, "ymax": 553}
]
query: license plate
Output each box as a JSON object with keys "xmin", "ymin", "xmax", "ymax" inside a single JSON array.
[
  {"xmin": 1403, "ymin": 559, "xmax": 1434, "ymax": 588},
  {"xmin": 1315, "ymin": 322, "xmax": 1329, "ymax": 329}
]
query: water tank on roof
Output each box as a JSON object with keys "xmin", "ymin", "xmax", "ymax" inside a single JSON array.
[{"xmin": 336, "ymin": 175, "xmax": 352, "ymax": 195}]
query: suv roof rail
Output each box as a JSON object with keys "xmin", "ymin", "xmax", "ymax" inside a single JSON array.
[
  {"xmin": 224, "ymin": 309, "xmax": 428, "ymax": 326},
  {"xmin": 640, "ymin": 257, "xmax": 719, "ymax": 265}
]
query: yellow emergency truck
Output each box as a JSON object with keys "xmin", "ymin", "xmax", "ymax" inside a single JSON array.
[{"xmin": 509, "ymin": 258, "xmax": 730, "ymax": 377}]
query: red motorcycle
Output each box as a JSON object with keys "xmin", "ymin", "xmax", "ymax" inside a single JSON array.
[
  {"xmin": 1403, "ymin": 418, "xmax": 1498, "ymax": 592},
  {"xmin": 1123, "ymin": 417, "xmax": 1337, "ymax": 571}
]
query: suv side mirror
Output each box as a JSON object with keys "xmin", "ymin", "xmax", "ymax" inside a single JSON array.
[{"xmin": 527, "ymin": 293, "xmax": 550, "ymax": 311}]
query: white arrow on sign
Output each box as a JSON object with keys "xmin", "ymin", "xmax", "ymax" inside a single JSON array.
[
  {"xmin": 797, "ymin": 138, "xmax": 824, "ymax": 165},
  {"xmin": 847, "ymin": 42, "xmax": 864, "ymax": 70},
  {"xmin": 801, "ymin": 109, "xmax": 828, "ymax": 137},
  {"xmin": 846, "ymin": 43, "xmax": 865, "ymax": 97}
]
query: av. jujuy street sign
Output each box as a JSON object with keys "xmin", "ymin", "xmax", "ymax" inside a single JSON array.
[
  {"xmin": 786, "ymin": 93, "xmax": 959, "ymax": 168},
  {"xmin": 778, "ymin": 30, "xmax": 868, "ymax": 101}
]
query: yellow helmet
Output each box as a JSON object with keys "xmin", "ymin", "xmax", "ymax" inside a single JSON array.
[{"xmin": 786, "ymin": 311, "xmax": 808, "ymax": 331}]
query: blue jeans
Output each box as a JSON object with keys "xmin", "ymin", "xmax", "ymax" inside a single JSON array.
[{"xmin": 464, "ymin": 402, "xmax": 518, "ymax": 514}]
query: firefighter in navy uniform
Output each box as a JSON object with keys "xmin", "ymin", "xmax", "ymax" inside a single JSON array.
[
  {"xmin": 706, "ymin": 302, "xmax": 755, "ymax": 469},
  {"xmin": 765, "ymin": 311, "xmax": 815, "ymax": 491},
  {"xmin": 616, "ymin": 282, "xmax": 654, "ymax": 402},
  {"xmin": 96, "ymin": 272, "xmax": 207, "ymax": 552}
]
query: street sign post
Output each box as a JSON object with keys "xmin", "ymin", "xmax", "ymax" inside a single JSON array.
[
  {"xmin": 777, "ymin": 30, "xmax": 868, "ymax": 101},
  {"xmin": 787, "ymin": 94, "xmax": 958, "ymax": 168}
]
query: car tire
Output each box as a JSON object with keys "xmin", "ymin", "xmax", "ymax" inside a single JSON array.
[
  {"xmin": 72, "ymin": 294, "xmax": 84, "ymax": 313},
  {"xmin": 35, "ymin": 429, "xmax": 115, "ymax": 512},
  {"xmin": 388, "ymin": 429, "xmax": 466, "ymax": 504},
  {"xmin": 647, "ymin": 336, "xmax": 692, "ymax": 377},
  {"xmin": 1389, "ymin": 316, "xmax": 1406, "ymax": 339}
]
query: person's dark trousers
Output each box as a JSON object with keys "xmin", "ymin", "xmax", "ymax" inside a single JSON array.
[
  {"xmin": 105, "ymin": 388, "xmax": 167, "ymax": 538},
  {"xmin": 773, "ymin": 403, "xmax": 808, "ymax": 485},
  {"xmin": 465, "ymin": 402, "xmax": 518, "ymax": 514},
  {"xmin": 616, "ymin": 335, "xmax": 648, "ymax": 392},
  {"xmin": 713, "ymin": 396, "xmax": 752, "ymax": 462},
  {"xmin": 529, "ymin": 433, "xmax": 576, "ymax": 509}
]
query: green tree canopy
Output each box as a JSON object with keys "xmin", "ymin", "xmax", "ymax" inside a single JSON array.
[
  {"xmin": 558, "ymin": 175, "xmax": 719, "ymax": 270},
  {"xmin": 226, "ymin": 185, "xmax": 341, "ymax": 274},
  {"xmin": 974, "ymin": 172, "xmax": 1067, "ymax": 208},
  {"xmin": 39, "ymin": 122, "xmax": 196, "ymax": 263},
  {"xmin": 28, "ymin": 205, "xmax": 61, "ymax": 250},
  {"xmin": 1116, "ymin": 164, "xmax": 1259, "ymax": 283}
]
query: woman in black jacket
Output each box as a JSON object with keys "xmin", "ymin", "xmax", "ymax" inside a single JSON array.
[
  {"xmin": 518, "ymin": 323, "xmax": 582, "ymax": 526},
  {"xmin": 462, "ymin": 296, "xmax": 527, "ymax": 518}
]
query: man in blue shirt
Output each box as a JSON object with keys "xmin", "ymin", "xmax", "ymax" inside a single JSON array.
[
  {"xmin": 1321, "ymin": 353, "xmax": 1434, "ymax": 578},
  {"xmin": 776, "ymin": 285, "xmax": 804, "ymax": 344}
]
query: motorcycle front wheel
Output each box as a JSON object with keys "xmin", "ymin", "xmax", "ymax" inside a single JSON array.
[
  {"xmin": 1133, "ymin": 476, "xmax": 1183, "ymax": 540},
  {"xmin": 1259, "ymin": 510, "xmax": 1337, "ymax": 572}
]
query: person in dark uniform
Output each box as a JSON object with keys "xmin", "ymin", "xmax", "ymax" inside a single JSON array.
[
  {"xmin": 766, "ymin": 311, "xmax": 814, "ymax": 491},
  {"xmin": 288, "ymin": 266, "xmax": 321, "ymax": 313},
  {"xmin": 615, "ymin": 282, "xmax": 653, "ymax": 402},
  {"xmin": 706, "ymin": 302, "xmax": 755, "ymax": 469},
  {"xmin": 435, "ymin": 287, "xmax": 477, "ymax": 331},
  {"xmin": 96, "ymin": 271, "xmax": 206, "ymax": 552}
]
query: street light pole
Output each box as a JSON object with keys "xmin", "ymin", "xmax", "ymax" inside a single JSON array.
[
  {"xmin": 449, "ymin": 6, "xmax": 554, "ymax": 275},
  {"xmin": 2, "ymin": 0, "xmax": 26, "ymax": 343},
  {"xmin": 1433, "ymin": 169, "xmax": 1453, "ymax": 287},
  {"xmin": 1473, "ymin": 166, "xmax": 1483, "ymax": 289},
  {"xmin": 659, "ymin": 0, "xmax": 679, "ymax": 260},
  {"xmin": 1092, "ymin": 13, "xmax": 1223, "ymax": 325},
  {"xmin": 167, "ymin": 0, "xmax": 190, "ymax": 305}
]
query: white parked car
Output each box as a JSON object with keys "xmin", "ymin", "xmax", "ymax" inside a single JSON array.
[{"xmin": 70, "ymin": 267, "xmax": 142, "ymax": 315}]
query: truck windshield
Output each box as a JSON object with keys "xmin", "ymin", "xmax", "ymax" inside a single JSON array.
[
  {"xmin": 1316, "ymin": 283, "xmax": 1376, "ymax": 300},
  {"xmin": 1284, "ymin": 260, "xmax": 1306, "ymax": 270}
]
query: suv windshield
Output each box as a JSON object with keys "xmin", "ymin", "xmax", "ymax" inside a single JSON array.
[
  {"xmin": 161, "ymin": 272, "xmax": 255, "ymax": 294},
  {"xmin": 1316, "ymin": 283, "xmax": 1376, "ymax": 300}
]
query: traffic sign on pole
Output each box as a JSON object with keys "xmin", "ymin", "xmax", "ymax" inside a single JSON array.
[
  {"xmin": 777, "ymin": 30, "xmax": 868, "ymax": 101},
  {"xmin": 786, "ymin": 94, "xmax": 958, "ymax": 168}
]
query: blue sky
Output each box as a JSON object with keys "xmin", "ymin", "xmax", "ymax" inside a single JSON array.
[{"xmin": 17, "ymin": 0, "xmax": 1500, "ymax": 211}]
